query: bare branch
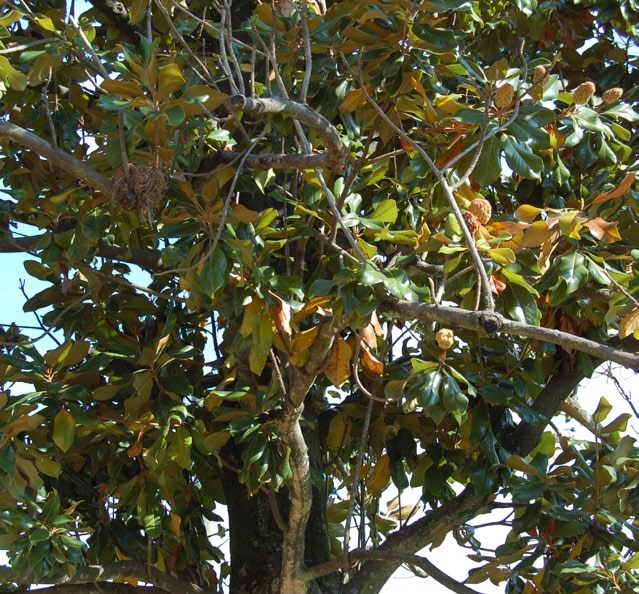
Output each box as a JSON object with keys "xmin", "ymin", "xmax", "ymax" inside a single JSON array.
[
  {"xmin": 304, "ymin": 548, "xmax": 483, "ymax": 594},
  {"xmin": 228, "ymin": 94, "xmax": 349, "ymax": 171},
  {"xmin": 383, "ymin": 299, "xmax": 639, "ymax": 370},
  {"xmin": 0, "ymin": 122, "xmax": 112, "ymax": 194}
]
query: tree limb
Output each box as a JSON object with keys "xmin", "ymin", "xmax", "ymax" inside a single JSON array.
[
  {"xmin": 0, "ymin": 561, "xmax": 215, "ymax": 594},
  {"xmin": 0, "ymin": 122, "xmax": 112, "ymax": 195},
  {"xmin": 340, "ymin": 486, "xmax": 489, "ymax": 594},
  {"xmin": 0, "ymin": 235, "xmax": 163, "ymax": 271},
  {"xmin": 303, "ymin": 548, "xmax": 483, "ymax": 594},
  {"xmin": 382, "ymin": 299, "xmax": 639, "ymax": 370},
  {"xmin": 228, "ymin": 94, "xmax": 349, "ymax": 171}
]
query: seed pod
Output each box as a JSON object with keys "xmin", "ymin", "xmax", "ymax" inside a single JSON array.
[
  {"xmin": 602, "ymin": 87, "xmax": 623, "ymax": 104},
  {"xmin": 436, "ymin": 328, "xmax": 455, "ymax": 350},
  {"xmin": 468, "ymin": 198, "xmax": 492, "ymax": 225},
  {"xmin": 494, "ymin": 83, "xmax": 514, "ymax": 109},
  {"xmin": 572, "ymin": 81, "xmax": 596, "ymax": 105},
  {"xmin": 463, "ymin": 211, "xmax": 481, "ymax": 234},
  {"xmin": 533, "ymin": 65, "xmax": 549, "ymax": 85}
]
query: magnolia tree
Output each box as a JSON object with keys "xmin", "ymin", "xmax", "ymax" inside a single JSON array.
[{"xmin": 0, "ymin": 0, "xmax": 638, "ymax": 593}]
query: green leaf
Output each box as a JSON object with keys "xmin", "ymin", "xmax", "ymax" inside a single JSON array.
[
  {"xmin": 418, "ymin": 370, "xmax": 442, "ymax": 408},
  {"xmin": 473, "ymin": 134, "xmax": 501, "ymax": 186},
  {"xmin": 502, "ymin": 137, "xmax": 544, "ymax": 180},
  {"xmin": 53, "ymin": 409, "xmax": 75, "ymax": 453},
  {"xmin": 167, "ymin": 426, "xmax": 192, "ymax": 469},
  {"xmin": 197, "ymin": 247, "xmax": 229, "ymax": 298},
  {"xmin": 29, "ymin": 527, "xmax": 50, "ymax": 544},
  {"xmin": 371, "ymin": 199, "xmax": 398, "ymax": 223}
]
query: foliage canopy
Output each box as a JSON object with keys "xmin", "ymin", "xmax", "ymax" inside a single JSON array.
[{"xmin": 0, "ymin": 0, "xmax": 638, "ymax": 593}]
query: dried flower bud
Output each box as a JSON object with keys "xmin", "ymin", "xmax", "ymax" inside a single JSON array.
[
  {"xmin": 436, "ymin": 328, "xmax": 455, "ymax": 350},
  {"xmin": 463, "ymin": 211, "xmax": 481, "ymax": 234},
  {"xmin": 468, "ymin": 198, "xmax": 492, "ymax": 225},
  {"xmin": 494, "ymin": 83, "xmax": 514, "ymax": 109},
  {"xmin": 572, "ymin": 81, "xmax": 595, "ymax": 105},
  {"xmin": 602, "ymin": 87, "xmax": 623, "ymax": 104},
  {"xmin": 533, "ymin": 65, "xmax": 548, "ymax": 85}
]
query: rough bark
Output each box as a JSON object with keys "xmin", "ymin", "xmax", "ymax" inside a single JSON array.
[{"xmin": 220, "ymin": 444, "xmax": 287, "ymax": 594}]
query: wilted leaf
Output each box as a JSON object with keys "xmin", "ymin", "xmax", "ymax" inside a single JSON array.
[{"xmin": 323, "ymin": 337, "xmax": 352, "ymax": 387}]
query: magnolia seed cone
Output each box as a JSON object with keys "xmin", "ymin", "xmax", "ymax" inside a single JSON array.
[
  {"xmin": 572, "ymin": 81, "xmax": 595, "ymax": 105},
  {"xmin": 436, "ymin": 328, "xmax": 455, "ymax": 350},
  {"xmin": 468, "ymin": 198, "xmax": 492, "ymax": 224},
  {"xmin": 494, "ymin": 83, "xmax": 514, "ymax": 109},
  {"xmin": 602, "ymin": 87, "xmax": 623, "ymax": 104}
]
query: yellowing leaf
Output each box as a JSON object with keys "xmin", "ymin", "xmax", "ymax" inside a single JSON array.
[
  {"xmin": 323, "ymin": 336, "xmax": 352, "ymax": 387},
  {"xmin": 53, "ymin": 409, "xmax": 75, "ymax": 453},
  {"xmin": 157, "ymin": 63, "xmax": 186, "ymax": 100},
  {"xmin": 201, "ymin": 166, "xmax": 236, "ymax": 200},
  {"xmin": 340, "ymin": 87, "xmax": 367, "ymax": 113},
  {"xmin": 326, "ymin": 413, "xmax": 349, "ymax": 450},
  {"xmin": 366, "ymin": 454, "xmax": 391, "ymax": 496},
  {"xmin": 181, "ymin": 85, "xmax": 228, "ymax": 111},
  {"xmin": 619, "ymin": 309, "xmax": 639, "ymax": 339},
  {"xmin": 434, "ymin": 94, "xmax": 464, "ymax": 114},
  {"xmin": 514, "ymin": 204, "xmax": 543, "ymax": 223},
  {"xmin": 240, "ymin": 299, "xmax": 264, "ymax": 337},
  {"xmin": 290, "ymin": 326, "xmax": 319, "ymax": 367},
  {"xmin": 504, "ymin": 455, "xmax": 542, "ymax": 477},
  {"xmin": 129, "ymin": 0, "xmax": 148, "ymax": 25},
  {"xmin": 293, "ymin": 296, "xmax": 332, "ymax": 323},
  {"xmin": 230, "ymin": 204, "xmax": 259, "ymax": 224},
  {"xmin": 249, "ymin": 314, "xmax": 273, "ymax": 375},
  {"xmin": 0, "ymin": 56, "xmax": 28, "ymax": 91},
  {"xmin": 521, "ymin": 221, "xmax": 555, "ymax": 248},
  {"xmin": 101, "ymin": 79, "xmax": 145, "ymax": 98},
  {"xmin": 4, "ymin": 414, "xmax": 44, "ymax": 438}
]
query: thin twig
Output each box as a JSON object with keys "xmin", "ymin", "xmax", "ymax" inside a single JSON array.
[
  {"xmin": 341, "ymin": 52, "xmax": 495, "ymax": 310},
  {"xmin": 342, "ymin": 369, "xmax": 376, "ymax": 570},
  {"xmin": 18, "ymin": 280, "xmax": 62, "ymax": 346},
  {"xmin": 297, "ymin": 0, "xmax": 313, "ymax": 103},
  {"xmin": 0, "ymin": 37, "xmax": 59, "ymax": 55}
]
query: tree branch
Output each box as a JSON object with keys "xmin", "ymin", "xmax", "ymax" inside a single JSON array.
[
  {"xmin": 228, "ymin": 94, "xmax": 349, "ymax": 171},
  {"xmin": 0, "ymin": 122, "xmax": 112, "ymax": 195},
  {"xmin": 382, "ymin": 299, "xmax": 639, "ymax": 370},
  {"xmin": 0, "ymin": 561, "xmax": 215, "ymax": 594},
  {"xmin": 341, "ymin": 486, "xmax": 489, "ymax": 594},
  {"xmin": 303, "ymin": 548, "xmax": 482, "ymax": 594},
  {"xmin": 0, "ymin": 235, "xmax": 163, "ymax": 271}
]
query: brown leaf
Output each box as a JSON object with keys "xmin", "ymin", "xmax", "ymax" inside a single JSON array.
[
  {"xmin": 583, "ymin": 217, "xmax": 621, "ymax": 242},
  {"xmin": 127, "ymin": 430, "xmax": 145, "ymax": 458},
  {"xmin": 293, "ymin": 295, "xmax": 332, "ymax": 324},
  {"xmin": 340, "ymin": 87, "xmax": 367, "ymax": 113},
  {"xmin": 269, "ymin": 293, "xmax": 292, "ymax": 336},
  {"xmin": 619, "ymin": 309, "xmax": 639, "ymax": 339},
  {"xmin": 359, "ymin": 323, "xmax": 377, "ymax": 351},
  {"xmin": 323, "ymin": 336, "xmax": 352, "ymax": 387},
  {"xmin": 360, "ymin": 344, "xmax": 384, "ymax": 377},
  {"xmin": 591, "ymin": 172, "xmax": 636, "ymax": 206}
]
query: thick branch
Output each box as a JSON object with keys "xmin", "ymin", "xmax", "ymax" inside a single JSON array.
[
  {"xmin": 0, "ymin": 561, "xmax": 214, "ymax": 594},
  {"xmin": 382, "ymin": 300, "xmax": 639, "ymax": 370},
  {"xmin": 304, "ymin": 549, "xmax": 482, "ymax": 594},
  {"xmin": 0, "ymin": 235, "xmax": 163, "ymax": 271},
  {"xmin": 203, "ymin": 149, "xmax": 333, "ymax": 171},
  {"xmin": 0, "ymin": 122, "xmax": 112, "ymax": 195},
  {"xmin": 506, "ymin": 351, "xmax": 592, "ymax": 455},
  {"xmin": 341, "ymin": 486, "xmax": 488, "ymax": 594},
  {"xmin": 229, "ymin": 94, "xmax": 349, "ymax": 171},
  {"xmin": 276, "ymin": 407, "xmax": 313, "ymax": 594}
]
